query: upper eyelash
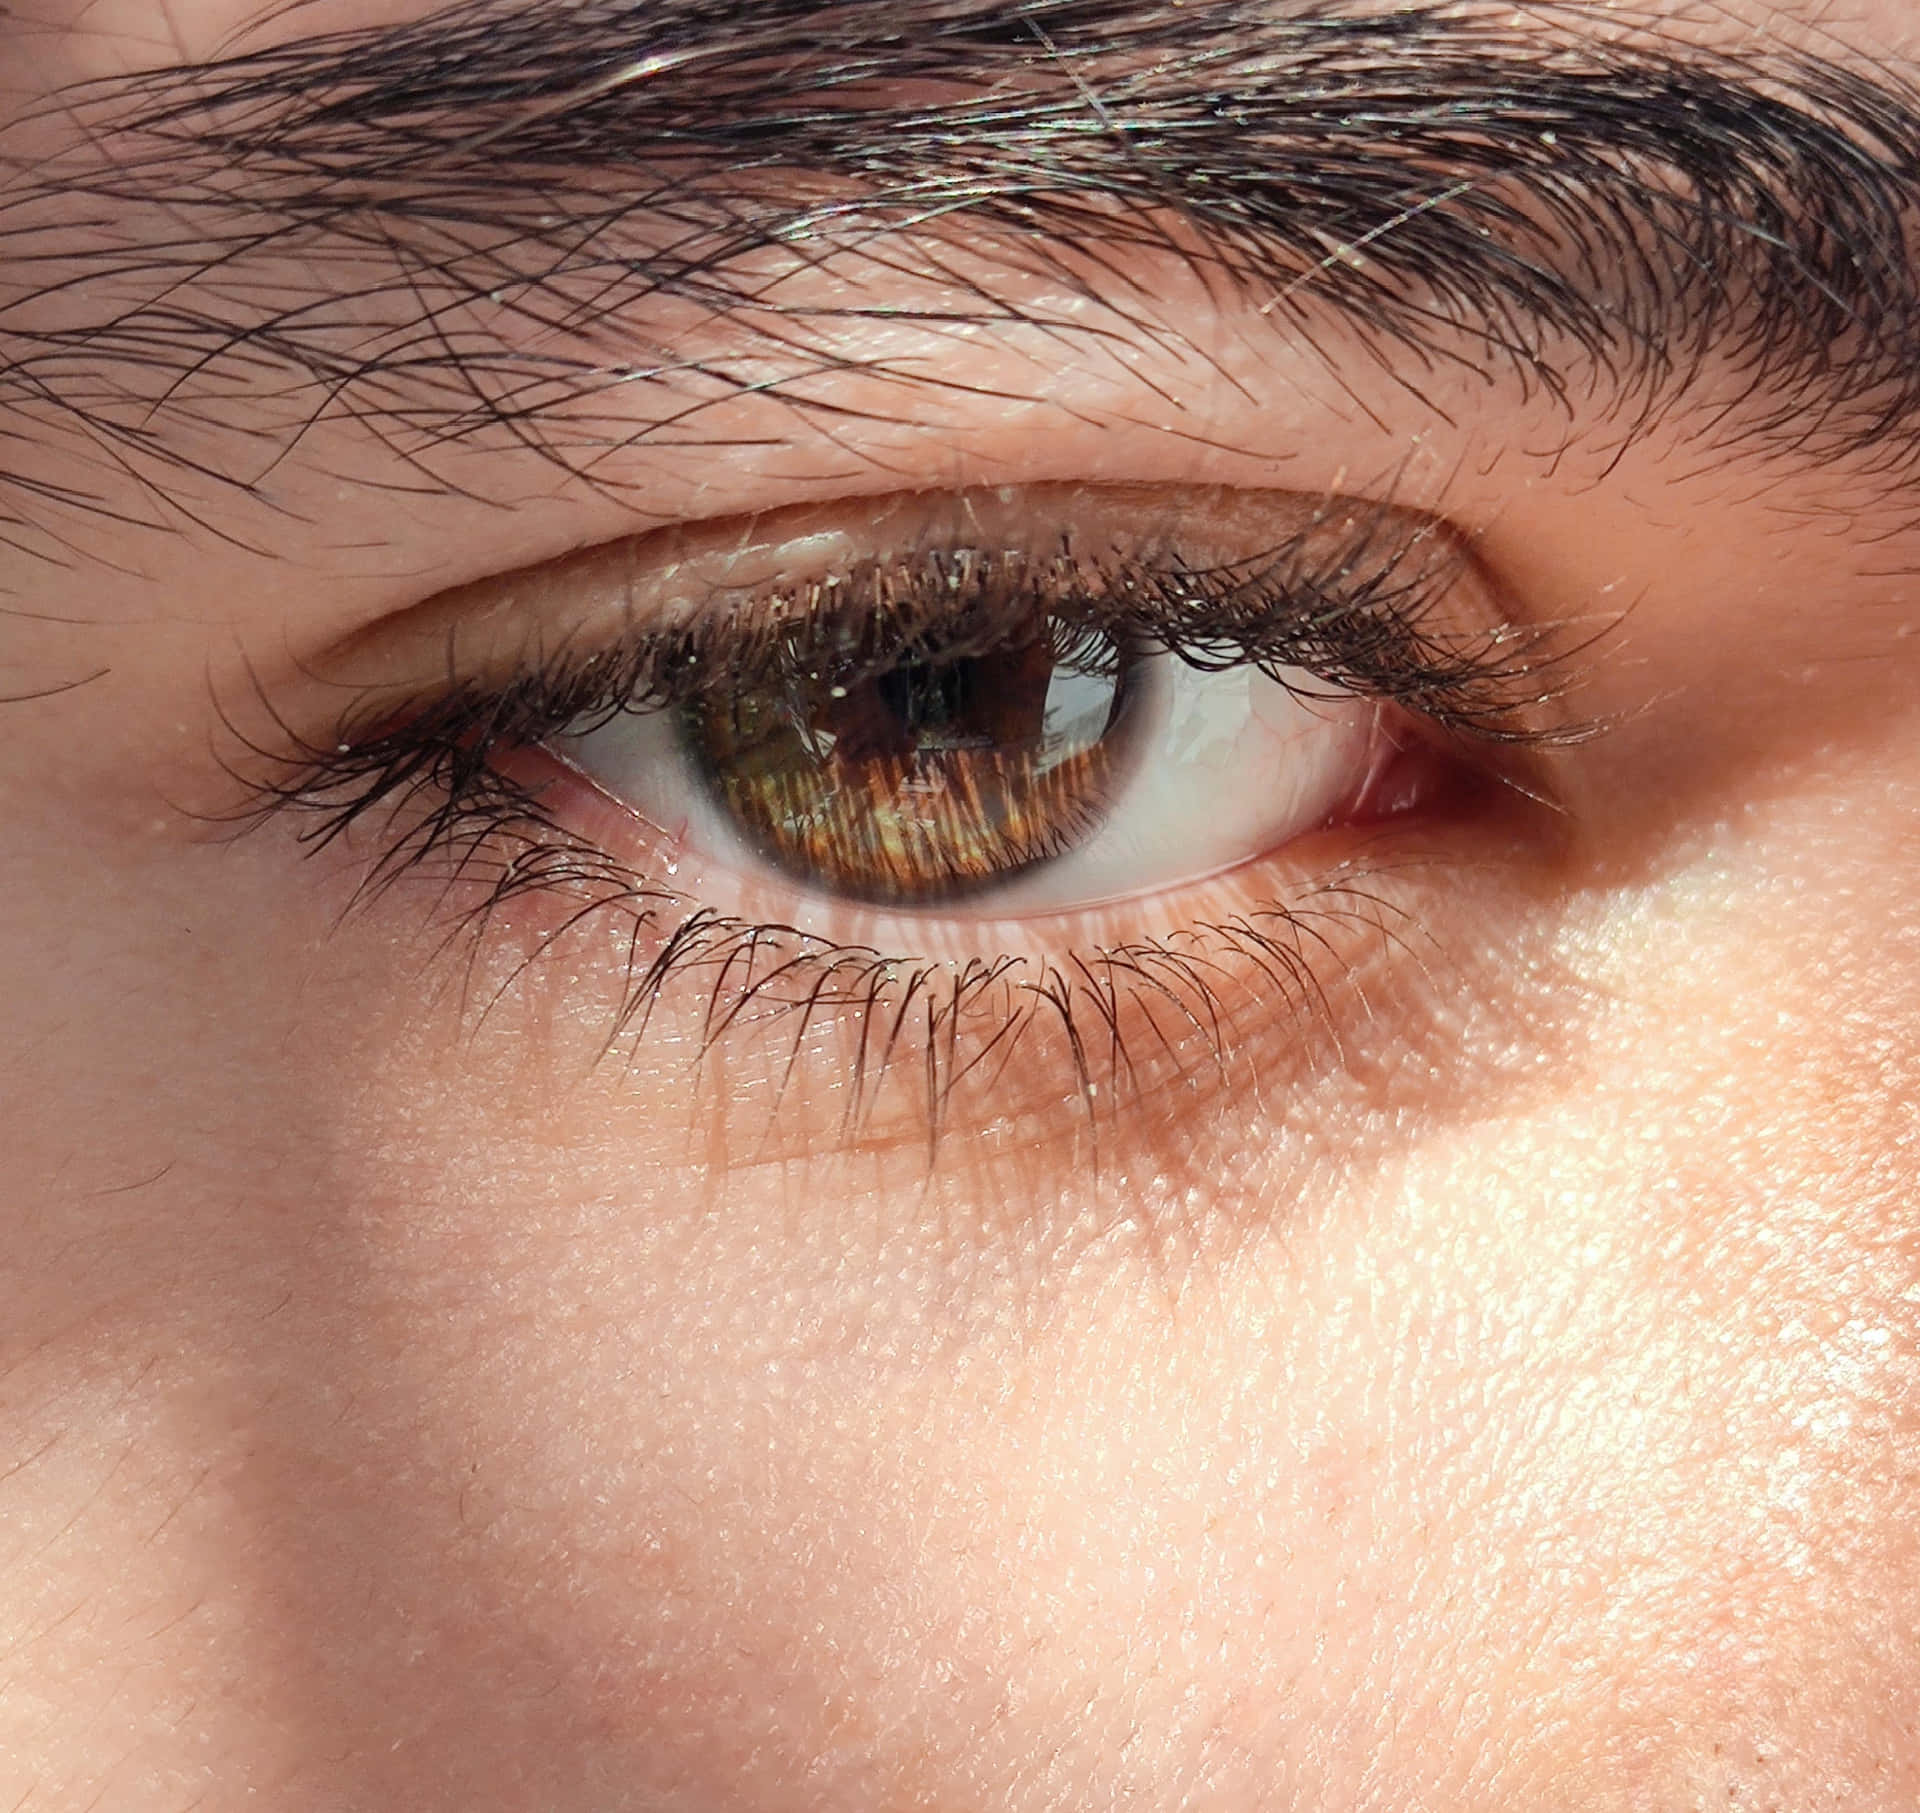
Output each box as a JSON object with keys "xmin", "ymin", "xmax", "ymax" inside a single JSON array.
[
  {"xmin": 240, "ymin": 501, "xmax": 1579, "ymax": 876},
  {"xmin": 562, "ymin": 532, "xmax": 1565, "ymax": 741}
]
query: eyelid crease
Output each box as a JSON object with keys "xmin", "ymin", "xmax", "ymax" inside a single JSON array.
[{"xmin": 302, "ymin": 482, "xmax": 1588, "ymax": 753}]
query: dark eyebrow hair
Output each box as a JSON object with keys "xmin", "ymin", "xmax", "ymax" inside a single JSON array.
[{"xmin": 5, "ymin": 0, "xmax": 1920, "ymax": 545}]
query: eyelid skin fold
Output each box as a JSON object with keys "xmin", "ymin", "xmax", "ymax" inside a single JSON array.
[{"xmin": 321, "ymin": 484, "xmax": 1564, "ymax": 732}]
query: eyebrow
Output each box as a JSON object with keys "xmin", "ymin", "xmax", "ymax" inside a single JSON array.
[{"xmin": 5, "ymin": 0, "xmax": 1920, "ymax": 538}]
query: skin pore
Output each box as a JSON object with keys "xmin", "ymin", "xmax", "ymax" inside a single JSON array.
[{"xmin": 3, "ymin": 0, "xmax": 1920, "ymax": 1806}]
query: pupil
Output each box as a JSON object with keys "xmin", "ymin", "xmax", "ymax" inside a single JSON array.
[
  {"xmin": 876, "ymin": 661, "xmax": 971, "ymax": 747},
  {"xmin": 842, "ymin": 640, "xmax": 1061, "ymax": 761},
  {"xmin": 686, "ymin": 622, "xmax": 1140, "ymax": 905}
]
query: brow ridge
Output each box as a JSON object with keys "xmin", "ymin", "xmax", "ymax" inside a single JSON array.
[{"xmin": 4, "ymin": 0, "xmax": 1920, "ymax": 539}]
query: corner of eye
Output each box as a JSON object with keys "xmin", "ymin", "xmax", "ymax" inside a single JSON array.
[{"xmin": 292, "ymin": 554, "xmax": 639, "ymax": 696}]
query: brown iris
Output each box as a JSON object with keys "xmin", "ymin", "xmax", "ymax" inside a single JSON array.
[{"xmin": 684, "ymin": 623, "xmax": 1144, "ymax": 904}]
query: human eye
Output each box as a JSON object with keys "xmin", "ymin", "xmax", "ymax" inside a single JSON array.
[
  {"xmin": 238, "ymin": 475, "xmax": 1569, "ymax": 1157},
  {"xmin": 551, "ymin": 485, "xmax": 1488, "ymax": 915}
]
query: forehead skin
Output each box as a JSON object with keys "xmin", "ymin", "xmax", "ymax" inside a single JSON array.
[{"xmin": 0, "ymin": 2, "xmax": 1919, "ymax": 1811}]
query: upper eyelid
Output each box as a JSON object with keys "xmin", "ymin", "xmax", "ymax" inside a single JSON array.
[
  {"xmin": 279, "ymin": 483, "xmax": 1588, "ymax": 779},
  {"xmin": 7, "ymin": 0, "xmax": 1920, "ymax": 549}
]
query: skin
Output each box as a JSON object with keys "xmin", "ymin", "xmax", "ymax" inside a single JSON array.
[{"xmin": 3, "ymin": 0, "xmax": 1920, "ymax": 1807}]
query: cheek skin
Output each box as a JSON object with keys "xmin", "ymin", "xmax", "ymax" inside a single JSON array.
[
  {"xmin": 7, "ymin": 0, "xmax": 1920, "ymax": 1798},
  {"xmin": 2, "ymin": 711, "xmax": 1920, "ymax": 1808}
]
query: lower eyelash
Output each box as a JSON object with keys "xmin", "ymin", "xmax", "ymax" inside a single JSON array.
[
  {"xmin": 235, "ymin": 733, "xmax": 1437, "ymax": 1163},
  {"xmin": 519, "ymin": 893, "xmax": 1403, "ymax": 1156}
]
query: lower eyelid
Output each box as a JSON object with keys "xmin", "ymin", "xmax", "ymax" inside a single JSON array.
[
  {"xmin": 232, "ymin": 687, "xmax": 1558, "ymax": 1174},
  {"xmin": 377, "ymin": 746, "xmax": 1539, "ymax": 1165}
]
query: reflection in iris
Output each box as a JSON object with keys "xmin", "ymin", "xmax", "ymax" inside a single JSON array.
[{"xmin": 684, "ymin": 620, "xmax": 1146, "ymax": 903}]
